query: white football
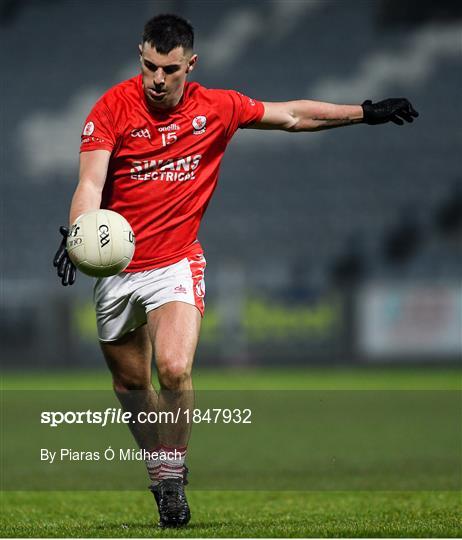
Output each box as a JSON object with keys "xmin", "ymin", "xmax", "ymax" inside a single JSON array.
[{"xmin": 66, "ymin": 210, "xmax": 135, "ymax": 277}]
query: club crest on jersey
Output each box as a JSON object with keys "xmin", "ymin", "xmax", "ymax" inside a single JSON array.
[
  {"xmin": 83, "ymin": 121, "xmax": 94, "ymax": 136},
  {"xmin": 192, "ymin": 115, "xmax": 206, "ymax": 135}
]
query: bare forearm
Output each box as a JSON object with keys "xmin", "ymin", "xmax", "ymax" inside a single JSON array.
[
  {"xmin": 288, "ymin": 100, "xmax": 363, "ymax": 132},
  {"xmin": 258, "ymin": 97, "xmax": 417, "ymax": 131},
  {"xmin": 69, "ymin": 181, "xmax": 103, "ymax": 224}
]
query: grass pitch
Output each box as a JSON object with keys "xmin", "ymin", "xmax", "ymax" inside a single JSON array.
[
  {"xmin": 2, "ymin": 490, "xmax": 461, "ymax": 538},
  {"xmin": 1, "ymin": 367, "xmax": 461, "ymax": 538}
]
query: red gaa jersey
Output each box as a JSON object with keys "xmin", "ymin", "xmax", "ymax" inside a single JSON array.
[{"xmin": 80, "ymin": 75, "xmax": 264, "ymax": 271}]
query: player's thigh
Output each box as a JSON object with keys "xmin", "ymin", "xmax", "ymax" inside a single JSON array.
[
  {"xmin": 147, "ymin": 301, "xmax": 201, "ymax": 377},
  {"xmin": 100, "ymin": 324, "xmax": 153, "ymax": 389}
]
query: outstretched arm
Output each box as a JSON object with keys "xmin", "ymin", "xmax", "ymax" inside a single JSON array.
[
  {"xmin": 251, "ymin": 98, "xmax": 418, "ymax": 132},
  {"xmin": 53, "ymin": 149, "xmax": 111, "ymax": 286},
  {"xmin": 69, "ymin": 149, "xmax": 111, "ymax": 224}
]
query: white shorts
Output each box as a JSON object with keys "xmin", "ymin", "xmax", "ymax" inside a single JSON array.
[{"xmin": 93, "ymin": 254, "xmax": 206, "ymax": 342}]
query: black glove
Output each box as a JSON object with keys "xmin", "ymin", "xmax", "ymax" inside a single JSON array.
[
  {"xmin": 53, "ymin": 226, "xmax": 76, "ymax": 286},
  {"xmin": 362, "ymin": 98, "xmax": 419, "ymax": 126}
]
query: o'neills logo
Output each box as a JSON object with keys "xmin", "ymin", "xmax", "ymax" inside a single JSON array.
[
  {"xmin": 130, "ymin": 154, "xmax": 202, "ymax": 182},
  {"xmin": 158, "ymin": 123, "xmax": 180, "ymax": 132}
]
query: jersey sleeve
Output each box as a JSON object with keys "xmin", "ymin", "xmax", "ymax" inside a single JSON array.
[
  {"xmin": 214, "ymin": 90, "xmax": 265, "ymax": 141},
  {"xmin": 80, "ymin": 97, "xmax": 117, "ymax": 153}
]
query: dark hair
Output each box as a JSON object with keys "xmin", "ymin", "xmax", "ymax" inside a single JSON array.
[{"xmin": 142, "ymin": 14, "xmax": 194, "ymax": 53}]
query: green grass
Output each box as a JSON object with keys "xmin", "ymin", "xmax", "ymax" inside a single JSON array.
[
  {"xmin": 1, "ymin": 368, "xmax": 461, "ymax": 537},
  {"xmin": 1, "ymin": 491, "xmax": 460, "ymax": 537}
]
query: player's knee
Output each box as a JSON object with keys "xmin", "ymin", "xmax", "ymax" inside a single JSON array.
[
  {"xmin": 112, "ymin": 373, "xmax": 151, "ymax": 393},
  {"xmin": 157, "ymin": 356, "xmax": 191, "ymax": 390}
]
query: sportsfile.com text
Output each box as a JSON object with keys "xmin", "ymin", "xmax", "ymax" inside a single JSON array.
[{"xmin": 40, "ymin": 408, "xmax": 252, "ymax": 427}]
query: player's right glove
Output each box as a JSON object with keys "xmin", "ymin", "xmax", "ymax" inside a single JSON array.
[
  {"xmin": 362, "ymin": 98, "xmax": 419, "ymax": 125},
  {"xmin": 53, "ymin": 226, "xmax": 76, "ymax": 286}
]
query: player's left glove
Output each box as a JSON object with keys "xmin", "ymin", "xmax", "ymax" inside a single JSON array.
[
  {"xmin": 362, "ymin": 98, "xmax": 419, "ymax": 126},
  {"xmin": 53, "ymin": 226, "xmax": 76, "ymax": 286}
]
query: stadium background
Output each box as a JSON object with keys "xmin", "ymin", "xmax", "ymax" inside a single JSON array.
[
  {"xmin": 1, "ymin": 1, "xmax": 461, "ymax": 537},
  {"xmin": 1, "ymin": 0, "xmax": 461, "ymax": 369}
]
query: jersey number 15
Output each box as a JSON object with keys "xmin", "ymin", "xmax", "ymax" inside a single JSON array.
[{"xmin": 161, "ymin": 132, "xmax": 177, "ymax": 147}]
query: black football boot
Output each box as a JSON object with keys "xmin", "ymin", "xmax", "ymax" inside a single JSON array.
[{"xmin": 150, "ymin": 478, "xmax": 191, "ymax": 527}]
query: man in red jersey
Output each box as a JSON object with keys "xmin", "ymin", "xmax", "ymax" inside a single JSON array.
[{"xmin": 53, "ymin": 14, "xmax": 418, "ymax": 528}]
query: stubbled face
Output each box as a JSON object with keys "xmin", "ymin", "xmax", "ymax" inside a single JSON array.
[{"xmin": 139, "ymin": 43, "xmax": 197, "ymax": 110}]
